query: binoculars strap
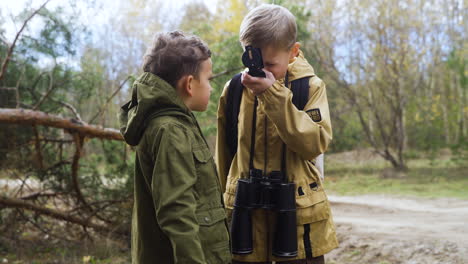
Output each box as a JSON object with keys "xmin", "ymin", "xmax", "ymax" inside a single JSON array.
[
  {"xmin": 247, "ymin": 73, "xmax": 290, "ymax": 182},
  {"xmin": 249, "ymin": 97, "xmax": 258, "ymax": 171},
  {"xmin": 281, "ymin": 143, "xmax": 287, "ymax": 182},
  {"xmin": 280, "ymin": 72, "xmax": 289, "ymax": 182}
]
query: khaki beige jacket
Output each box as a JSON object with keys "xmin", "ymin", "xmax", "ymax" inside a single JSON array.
[{"xmin": 215, "ymin": 50, "xmax": 338, "ymax": 262}]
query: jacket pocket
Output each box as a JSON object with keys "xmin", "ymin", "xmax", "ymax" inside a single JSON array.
[
  {"xmin": 193, "ymin": 147, "xmax": 212, "ymax": 163},
  {"xmin": 295, "ymin": 187, "xmax": 330, "ymax": 225},
  {"xmin": 196, "ymin": 208, "xmax": 231, "ymax": 264},
  {"xmin": 193, "ymin": 147, "xmax": 219, "ymax": 197},
  {"xmin": 206, "ymin": 240, "xmax": 231, "ymax": 264},
  {"xmin": 196, "ymin": 207, "xmax": 227, "ymax": 226}
]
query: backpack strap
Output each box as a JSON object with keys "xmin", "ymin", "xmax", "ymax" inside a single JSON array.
[
  {"xmin": 290, "ymin": 76, "xmax": 326, "ymax": 181},
  {"xmin": 225, "ymin": 73, "xmax": 244, "ymax": 156},
  {"xmin": 281, "ymin": 76, "xmax": 310, "ymax": 175},
  {"xmin": 225, "ymin": 74, "xmax": 310, "ymax": 157},
  {"xmin": 290, "ymin": 77, "xmax": 310, "ymax": 111}
]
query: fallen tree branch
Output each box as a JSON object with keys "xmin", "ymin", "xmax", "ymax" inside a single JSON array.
[
  {"xmin": 0, "ymin": 195, "xmax": 128, "ymax": 237},
  {"xmin": 0, "ymin": 108, "xmax": 123, "ymax": 141}
]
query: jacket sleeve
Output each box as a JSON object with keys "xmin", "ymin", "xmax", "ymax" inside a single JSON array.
[
  {"xmin": 214, "ymin": 81, "xmax": 232, "ymax": 193},
  {"xmin": 151, "ymin": 124, "xmax": 206, "ymax": 264},
  {"xmin": 257, "ymin": 77, "xmax": 332, "ymax": 160}
]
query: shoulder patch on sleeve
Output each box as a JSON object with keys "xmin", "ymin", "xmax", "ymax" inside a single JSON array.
[{"xmin": 306, "ymin": 108, "xmax": 322, "ymax": 122}]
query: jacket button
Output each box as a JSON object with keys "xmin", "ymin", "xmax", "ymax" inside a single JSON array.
[{"xmin": 204, "ymin": 216, "xmax": 210, "ymax": 222}]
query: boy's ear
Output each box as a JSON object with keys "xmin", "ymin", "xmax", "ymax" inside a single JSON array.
[
  {"xmin": 290, "ymin": 42, "xmax": 301, "ymax": 59},
  {"xmin": 178, "ymin": 75, "xmax": 194, "ymax": 97}
]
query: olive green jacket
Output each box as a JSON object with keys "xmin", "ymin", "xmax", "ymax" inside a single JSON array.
[{"xmin": 120, "ymin": 72, "xmax": 230, "ymax": 264}]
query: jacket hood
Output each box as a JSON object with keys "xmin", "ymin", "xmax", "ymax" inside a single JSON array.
[
  {"xmin": 287, "ymin": 50, "xmax": 316, "ymax": 82},
  {"xmin": 119, "ymin": 72, "xmax": 190, "ymax": 146}
]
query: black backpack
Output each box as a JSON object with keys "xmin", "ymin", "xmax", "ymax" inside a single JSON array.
[{"xmin": 225, "ymin": 73, "xmax": 310, "ymax": 156}]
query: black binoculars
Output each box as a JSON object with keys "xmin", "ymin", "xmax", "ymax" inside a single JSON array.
[
  {"xmin": 230, "ymin": 169, "xmax": 298, "ymax": 258},
  {"xmin": 242, "ymin": 46, "xmax": 266, "ymax": 78}
]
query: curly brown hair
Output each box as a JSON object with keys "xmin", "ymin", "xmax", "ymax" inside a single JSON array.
[{"xmin": 142, "ymin": 31, "xmax": 211, "ymax": 88}]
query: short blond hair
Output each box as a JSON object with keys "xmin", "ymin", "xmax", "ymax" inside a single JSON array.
[{"xmin": 239, "ymin": 4, "xmax": 297, "ymax": 50}]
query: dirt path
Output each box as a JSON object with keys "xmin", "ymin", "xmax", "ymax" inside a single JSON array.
[
  {"xmin": 326, "ymin": 195, "xmax": 468, "ymax": 264},
  {"xmin": 2, "ymin": 178, "xmax": 467, "ymax": 263}
]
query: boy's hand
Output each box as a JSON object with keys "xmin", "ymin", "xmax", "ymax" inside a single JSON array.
[{"xmin": 241, "ymin": 69, "xmax": 275, "ymax": 96}]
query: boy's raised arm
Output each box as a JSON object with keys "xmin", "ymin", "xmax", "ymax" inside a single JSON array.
[
  {"xmin": 150, "ymin": 124, "xmax": 206, "ymax": 264},
  {"xmin": 257, "ymin": 78, "xmax": 332, "ymax": 160}
]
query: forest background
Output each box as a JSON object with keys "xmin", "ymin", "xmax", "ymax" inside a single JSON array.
[{"xmin": 0, "ymin": 0, "xmax": 466, "ymax": 263}]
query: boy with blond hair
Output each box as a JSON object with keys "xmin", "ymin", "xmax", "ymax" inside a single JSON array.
[
  {"xmin": 216, "ymin": 4, "xmax": 338, "ymax": 264},
  {"xmin": 120, "ymin": 31, "xmax": 230, "ymax": 264}
]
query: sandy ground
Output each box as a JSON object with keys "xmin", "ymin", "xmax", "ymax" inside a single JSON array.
[{"xmin": 327, "ymin": 195, "xmax": 468, "ymax": 264}]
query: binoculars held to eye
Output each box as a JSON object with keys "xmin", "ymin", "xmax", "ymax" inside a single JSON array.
[
  {"xmin": 242, "ymin": 46, "xmax": 266, "ymax": 78},
  {"xmin": 230, "ymin": 168, "xmax": 298, "ymax": 258}
]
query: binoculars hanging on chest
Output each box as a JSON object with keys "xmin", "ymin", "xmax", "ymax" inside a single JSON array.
[{"xmin": 230, "ymin": 168, "xmax": 298, "ymax": 258}]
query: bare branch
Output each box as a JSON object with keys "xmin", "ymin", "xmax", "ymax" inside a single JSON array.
[
  {"xmin": 0, "ymin": 195, "xmax": 128, "ymax": 237},
  {"xmin": 210, "ymin": 67, "xmax": 244, "ymax": 80},
  {"xmin": 54, "ymin": 100, "xmax": 82, "ymax": 121},
  {"xmin": 20, "ymin": 191, "xmax": 65, "ymax": 200},
  {"xmin": 37, "ymin": 137, "xmax": 74, "ymax": 144},
  {"xmin": 17, "ymin": 208, "xmax": 76, "ymax": 243},
  {"xmin": 44, "ymin": 160, "xmax": 71, "ymax": 172},
  {"xmin": 0, "ymin": 35, "xmax": 8, "ymax": 46},
  {"xmin": 71, "ymin": 133, "xmax": 91, "ymax": 211},
  {"xmin": 33, "ymin": 70, "xmax": 56, "ymax": 110},
  {"xmin": 15, "ymin": 65, "xmax": 27, "ymax": 108},
  {"xmin": 13, "ymin": 172, "xmax": 37, "ymax": 198},
  {"xmin": 33, "ymin": 125, "xmax": 44, "ymax": 170},
  {"xmin": 0, "ymin": 0, "xmax": 51, "ymax": 81},
  {"xmin": 31, "ymin": 72, "xmax": 48, "ymax": 92},
  {"xmin": 25, "ymin": 80, "xmax": 83, "ymax": 121},
  {"xmin": 89, "ymin": 76, "xmax": 131, "ymax": 124}
]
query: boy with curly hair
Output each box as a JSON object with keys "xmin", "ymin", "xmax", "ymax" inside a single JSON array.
[{"xmin": 121, "ymin": 31, "xmax": 231, "ymax": 264}]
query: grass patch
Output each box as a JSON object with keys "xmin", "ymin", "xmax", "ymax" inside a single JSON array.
[{"xmin": 325, "ymin": 151, "xmax": 468, "ymax": 199}]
